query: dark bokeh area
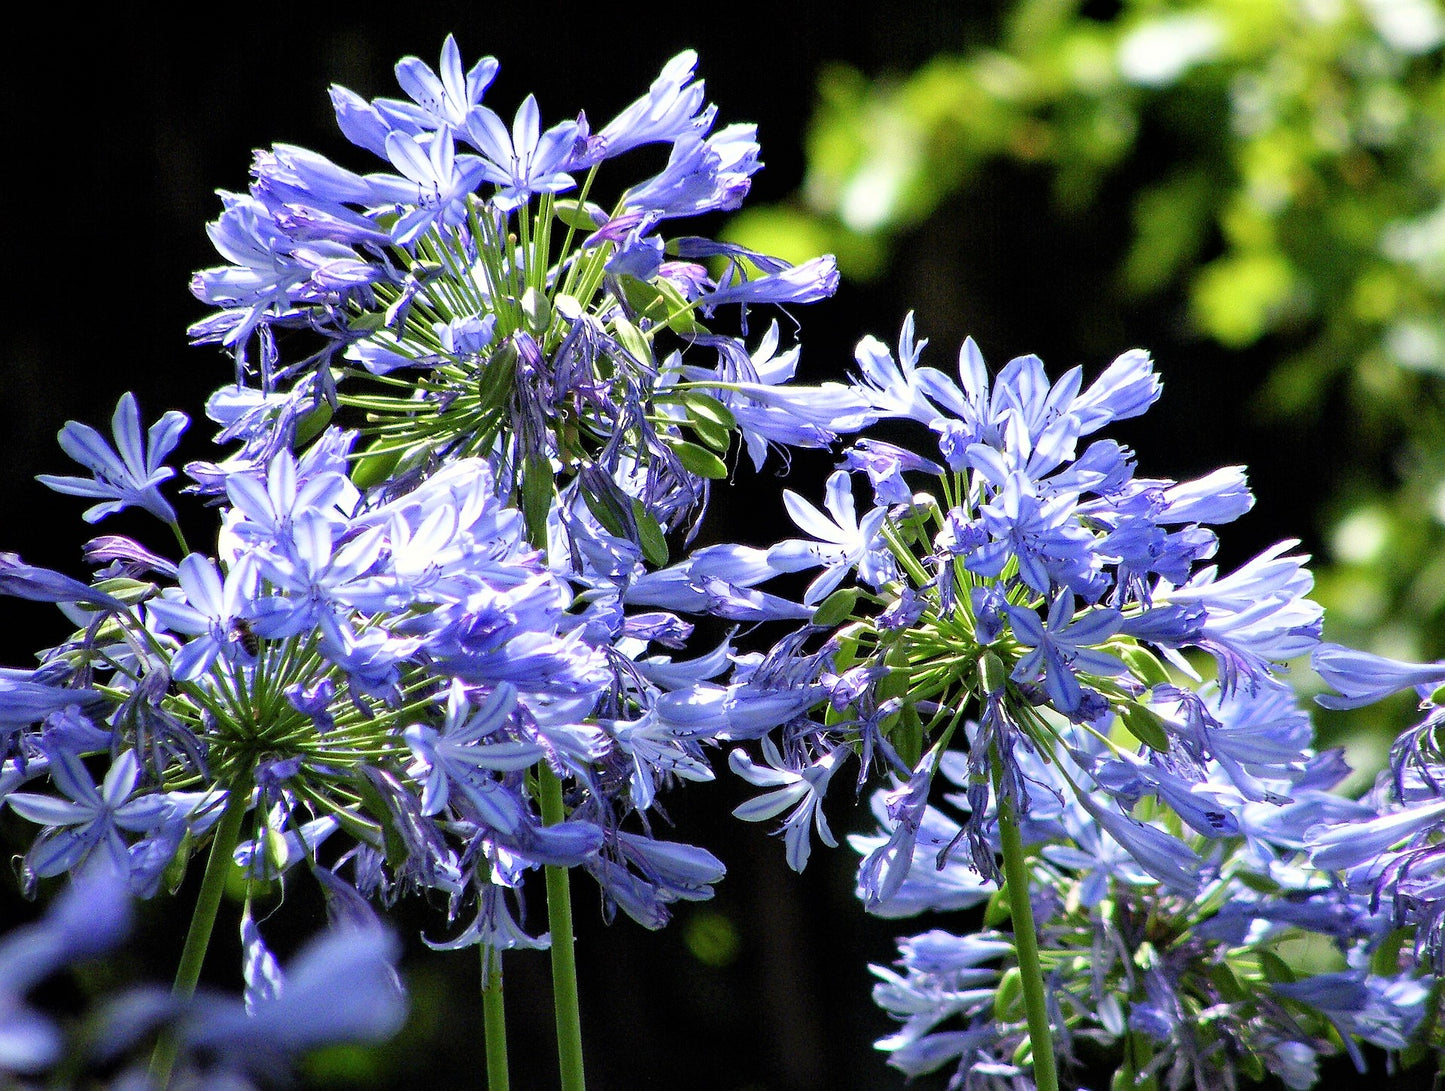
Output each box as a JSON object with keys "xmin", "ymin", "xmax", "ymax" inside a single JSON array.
[{"xmin": 0, "ymin": 5, "xmax": 1418, "ymax": 1090}]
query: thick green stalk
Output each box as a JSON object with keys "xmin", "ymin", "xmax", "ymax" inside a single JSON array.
[
  {"xmin": 148, "ymin": 786, "xmax": 251, "ymax": 1087},
  {"xmin": 482, "ymin": 950, "xmax": 510, "ymax": 1090},
  {"xmin": 538, "ymin": 765, "xmax": 586, "ymax": 1091},
  {"xmin": 993, "ymin": 746, "xmax": 1059, "ymax": 1091}
]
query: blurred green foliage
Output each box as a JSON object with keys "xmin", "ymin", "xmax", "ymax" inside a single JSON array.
[{"xmin": 728, "ymin": 0, "xmax": 1445, "ymax": 786}]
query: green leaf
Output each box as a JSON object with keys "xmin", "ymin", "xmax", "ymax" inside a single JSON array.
[
  {"xmin": 670, "ymin": 440, "xmax": 729, "ymax": 479},
  {"xmin": 632, "ymin": 499, "xmax": 670, "ymax": 568},
  {"xmin": 811, "ymin": 587, "xmax": 859, "ymax": 628},
  {"xmin": 1118, "ymin": 702, "xmax": 1171, "ymax": 753}
]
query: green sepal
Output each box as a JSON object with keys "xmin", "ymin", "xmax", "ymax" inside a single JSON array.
[
  {"xmin": 522, "ymin": 286, "xmax": 551, "ymax": 336},
  {"xmin": 351, "ymin": 444, "xmax": 402, "ymax": 491},
  {"xmin": 1370, "ymin": 926, "xmax": 1413, "ymax": 976},
  {"xmin": 1118, "ymin": 643, "xmax": 1173, "ymax": 689},
  {"xmin": 346, "ymin": 310, "xmax": 386, "ymax": 334},
  {"xmin": 1118, "ymin": 702, "xmax": 1171, "ymax": 753},
  {"xmin": 263, "ymin": 827, "xmax": 291, "ymax": 875},
  {"xmin": 1257, "ymin": 949, "xmax": 1297, "ymax": 984},
  {"xmin": 1237, "ymin": 1050, "xmax": 1266, "ymax": 1083},
  {"xmin": 552, "ymin": 199, "xmax": 604, "ymax": 231},
  {"xmin": 617, "ymin": 274, "xmax": 707, "ymax": 334},
  {"xmin": 978, "ymin": 651, "xmax": 1008, "ymax": 697},
  {"xmin": 1132, "ymin": 941, "xmax": 1158, "ymax": 971},
  {"xmin": 687, "ymin": 412, "xmax": 732, "ymax": 452},
  {"xmin": 612, "ymin": 315, "xmax": 653, "ymax": 367},
  {"xmin": 994, "ymin": 966, "xmax": 1023, "ymax": 1021},
  {"xmin": 580, "ymin": 476, "xmax": 632, "ymax": 539},
  {"xmin": 811, "ymin": 587, "xmax": 859, "ymax": 628},
  {"xmin": 293, "ymin": 399, "xmax": 334, "ymax": 448},
  {"xmin": 681, "ymin": 392, "xmax": 737, "ymax": 431},
  {"xmin": 328, "ymin": 804, "xmax": 387, "ymax": 852},
  {"xmin": 520, "ymin": 451, "xmax": 554, "ymax": 548},
  {"xmin": 983, "ymin": 886, "xmax": 1013, "ymax": 927},
  {"xmin": 1399, "ymin": 979, "xmax": 1442, "ymax": 1067},
  {"xmin": 1205, "ymin": 961, "xmax": 1248, "ymax": 1004},
  {"xmin": 162, "ymin": 828, "xmax": 195, "ymax": 896},
  {"xmin": 345, "ymin": 775, "xmax": 405, "ymax": 857},
  {"xmin": 832, "ymin": 622, "xmax": 867, "ymax": 673},
  {"xmin": 92, "ymin": 577, "xmax": 158, "ymax": 605},
  {"xmin": 877, "ymin": 645, "xmax": 923, "ymax": 766},
  {"xmin": 479, "ymin": 339, "xmax": 521, "ymax": 412},
  {"xmin": 1010, "ymin": 1035, "xmax": 1033, "ymax": 1067},
  {"xmin": 632, "ymin": 499, "xmax": 670, "ymax": 568},
  {"xmin": 670, "ymin": 440, "xmax": 729, "ymax": 479},
  {"xmin": 1234, "ymin": 869, "xmax": 1282, "ymax": 896}
]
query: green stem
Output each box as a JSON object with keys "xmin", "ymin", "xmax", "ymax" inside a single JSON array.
[
  {"xmin": 993, "ymin": 745, "xmax": 1059, "ymax": 1091},
  {"xmin": 148, "ymin": 786, "xmax": 251, "ymax": 1088},
  {"xmin": 538, "ymin": 766, "xmax": 586, "ymax": 1091},
  {"xmin": 482, "ymin": 948, "xmax": 510, "ymax": 1091}
]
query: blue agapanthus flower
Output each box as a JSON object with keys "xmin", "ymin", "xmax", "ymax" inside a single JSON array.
[
  {"xmin": 724, "ymin": 317, "xmax": 1325, "ymax": 892},
  {"xmin": 36, "ymin": 392, "xmax": 188, "ymax": 525}
]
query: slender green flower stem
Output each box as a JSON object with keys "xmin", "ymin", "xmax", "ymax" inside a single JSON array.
[
  {"xmin": 482, "ymin": 950, "xmax": 510, "ymax": 1091},
  {"xmin": 993, "ymin": 746, "xmax": 1059, "ymax": 1091},
  {"xmin": 148, "ymin": 786, "xmax": 251, "ymax": 1088},
  {"xmin": 538, "ymin": 765, "xmax": 586, "ymax": 1091}
]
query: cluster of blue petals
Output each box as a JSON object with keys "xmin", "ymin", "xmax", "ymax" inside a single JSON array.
[{"xmin": 0, "ymin": 35, "xmax": 1434, "ymax": 1088}]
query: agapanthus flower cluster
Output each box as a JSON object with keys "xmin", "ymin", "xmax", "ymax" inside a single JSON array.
[
  {"xmin": 701, "ymin": 316, "xmax": 1437, "ymax": 1081},
  {"xmin": 2, "ymin": 33, "xmax": 1438, "ymax": 1091},
  {"xmin": 0, "ymin": 38, "xmax": 863, "ymax": 1023},
  {"xmin": 851, "ymin": 722, "xmax": 1425, "ymax": 1089},
  {"xmin": 188, "ymin": 35, "xmax": 846, "ymax": 549},
  {"xmin": 1306, "ymin": 644, "xmax": 1445, "ymax": 976},
  {"xmin": 726, "ymin": 316, "xmax": 1323, "ymax": 887}
]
